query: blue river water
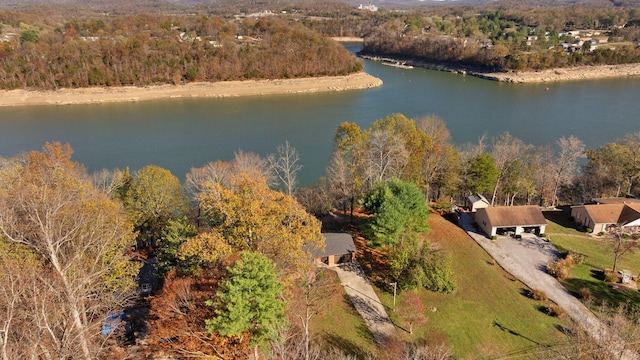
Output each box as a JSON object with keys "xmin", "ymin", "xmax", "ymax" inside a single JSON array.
[{"xmin": 1, "ymin": 45, "xmax": 639, "ymax": 185}]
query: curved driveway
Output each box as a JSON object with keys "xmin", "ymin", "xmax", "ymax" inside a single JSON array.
[{"xmin": 458, "ymin": 212, "xmax": 637, "ymax": 360}]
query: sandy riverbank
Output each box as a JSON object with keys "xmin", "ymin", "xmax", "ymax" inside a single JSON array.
[
  {"xmin": 361, "ymin": 55, "xmax": 640, "ymax": 83},
  {"xmin": 478, "ymin": 63, "xmax": 640, "ymax": 83},
  {"xmin": 0, "ymin": 72, "xmax": 382, "ymax": 107}
]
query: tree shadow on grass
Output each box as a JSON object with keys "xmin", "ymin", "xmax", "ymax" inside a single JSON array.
[
  {"xmin": 322, "ymin": 324, "xmax": 376, "ymax": 359},
  {"xmin": 590, "ymin": 269, "xmax": 606, "ymax": 281},
  {"xmin": 543, "ymin": 207, "xmax": 576, "ymax": 229},
  {"xmin": 563, "ymin": 278, "xmax": 640, "ymax": 308}
]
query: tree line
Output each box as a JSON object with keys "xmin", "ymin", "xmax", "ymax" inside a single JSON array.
[
  {"xmin": 0, "ymin": 11, "xmax": 362, "ymax": 90},
  {"xmin": 358, "ymin": 5, "xmax": 640, "ymax": 71}
]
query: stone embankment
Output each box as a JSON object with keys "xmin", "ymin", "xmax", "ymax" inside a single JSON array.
[{"xmin": 361, "ymin": 54, "xmax": 640, "ymax": 83}]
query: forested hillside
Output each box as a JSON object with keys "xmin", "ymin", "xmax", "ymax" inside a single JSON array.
[
  {"xmin": 0, "ymin": 11, "xmax": 362, "ymax": 89},
  {"xmin": 359, "ymin": 5, "xmax": 640, "ymax": 71}
]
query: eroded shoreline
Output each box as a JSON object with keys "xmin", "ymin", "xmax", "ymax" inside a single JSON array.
[
  {"xmin": 361, "ymin": 55, "xmax": 640, "ymax": 83},
  {"xmin": 0, "ymin": 72, "xmax": 382, "ymax": 107}
]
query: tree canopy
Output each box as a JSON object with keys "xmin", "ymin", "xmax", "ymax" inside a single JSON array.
[{"xmin": 363, "ymin": 178, "xmax": 430, "ymax": 247}]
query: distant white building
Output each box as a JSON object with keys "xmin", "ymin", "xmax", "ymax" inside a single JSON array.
[{"xmin": 358, "ymin": 3, "xmax": 378, "ymax": 12}]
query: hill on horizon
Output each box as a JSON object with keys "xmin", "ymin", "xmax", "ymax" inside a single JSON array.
[{"xmin": 2, "ymin": 0, "xmax": 639, "ymax": 8}]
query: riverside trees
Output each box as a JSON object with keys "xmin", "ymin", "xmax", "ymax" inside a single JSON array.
[
  {"xmin": 359, "ymin": 5, "xmax": 640, "ymax": 72},
  {"xmin": 0, "ymin": 12, "xmax": 363, "ymax": 90}
]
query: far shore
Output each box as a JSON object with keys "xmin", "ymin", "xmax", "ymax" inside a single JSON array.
[
  {"xmin": 0, "ymin": 72, "xmax": 382, "ymax": 107},
  {"xmin": 361, "ymin": 55, "xmax": 640, "ymax": 83}
]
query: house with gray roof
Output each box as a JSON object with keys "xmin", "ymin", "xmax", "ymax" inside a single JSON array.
[{"xmin": 309, "ymin": 233, "xmax": 356, "ymax": 266}]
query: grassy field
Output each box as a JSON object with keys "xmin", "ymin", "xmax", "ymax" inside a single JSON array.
[
  {"xmin": 306, "ymin": 269, "xmax": 379, "ymax": 357},
  {"xmin": 544, "ymin": 208, "xmax": 640, "ymax": 309},
  {"xmin": 372, "ymin": 213, "xmax": 564, "ymax": 359}
]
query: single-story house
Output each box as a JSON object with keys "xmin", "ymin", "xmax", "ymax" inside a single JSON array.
[
  {"xmin": 467, "ymin": 194, "xmax": 490, "ymax": 212},
  {"xmin": 475, "ymin": 205, "xmax": 547, "ymax": 237},
  {"xmin": 309, "ymin": 233, "xmax": 356, "ymax": 266},
  {"xmin": 571, "ymin": 202, "xmax": 640, "ymax": 234}
]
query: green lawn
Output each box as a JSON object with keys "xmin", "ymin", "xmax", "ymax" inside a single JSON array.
[
  {"xmin": 309, "ymin": 269, "xmax": 379, "ymax": 357},
  {"xmin": 373, "ymin": 213, "xmax": 564, "ymax": 359},
  {"xmin": 544, "ymin": 208, "xmax": 640, "ymax": 309}
]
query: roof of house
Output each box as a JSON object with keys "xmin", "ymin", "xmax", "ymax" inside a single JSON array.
[
  {"xmin": 582, "ymin": 203, "xmax": 640, "ymax": 225},
  {"xmin": 308, "ymin": 233, "xmax": 356, "ymax": 258},
  {"xmin": 468, "ymin": 194, "xmax": 489, "ymax": 205},
  {"xmin": 478, "ymin": 205, "xmax": 547, "ymax": 227},
  {"xmin": 593, "ymin": 197, "xmax": 640, "ymax": 205},
  {"xmin": 583, "ymin": 204, "xmax": 627, "ymax": 224}
]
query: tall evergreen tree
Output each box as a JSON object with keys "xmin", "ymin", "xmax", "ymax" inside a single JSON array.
[{"xmin": 206, "ymin": 251, "xmax": 285, "ymax": 357}]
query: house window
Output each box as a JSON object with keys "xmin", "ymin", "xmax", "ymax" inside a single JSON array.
[
  {"xmin": 576, "ymin": 212, "xmax": 581, "ymax": 221},
  {"xmin": 141, "ymin": 283, "xmax": 152, "ymax": 293}
]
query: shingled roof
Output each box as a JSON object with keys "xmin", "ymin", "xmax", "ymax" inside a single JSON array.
[
  {"xmin": 583, "ymin": 203, "xmax": 640, "ymax": 225},
  {"xmin": 478, "ymin": 205, "xmax": 547, "ymax": 226},
  {"xmin": 307, "ymin": 233, "xmax": 355, "ymax": 258}
]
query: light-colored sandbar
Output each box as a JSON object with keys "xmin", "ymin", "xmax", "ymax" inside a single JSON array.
[
  {"xmin": 479, "ymin": 63, "xmax": 640, "ymax": 83},
  {"xmin": 361, "ymin": 55, "xmax": 640, "ymax": 83},
  {"xmin": 0, "ymin": 72, "xmax": 382, "ymax": 107}
]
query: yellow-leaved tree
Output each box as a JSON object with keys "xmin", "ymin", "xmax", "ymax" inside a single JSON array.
[
  {"xmin": 0, "ymin": 142, "xmax": 140, "ymax": 359},
  {"xmin": 192, "ymin": 173, "xmax": 324, "ymax": 275}
]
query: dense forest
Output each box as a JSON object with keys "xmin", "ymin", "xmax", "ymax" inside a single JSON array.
[
  {"xmin": 0, "ymin": 10, "xmax": 362, "ymax": 89},
  {"xmin": 359, "ymin": 5, "xmax": 640, "ymax": 71},
  {"xmin": 3, "ymin": 1, "xmax": 640, "ymax": 90}
]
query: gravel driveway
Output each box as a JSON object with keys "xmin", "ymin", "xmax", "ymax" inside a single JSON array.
[{"xmin": 458, "ymin": 212, "xmax": 637, "ymax": 360}]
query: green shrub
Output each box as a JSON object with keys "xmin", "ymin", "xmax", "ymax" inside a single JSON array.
[
  {"xmin": 515, "ymin": 234, "xmax": 522, "ymax": 239},
  {"xmin": 491, "ymin": 235, "xmax": 497, "ymax": 240}
]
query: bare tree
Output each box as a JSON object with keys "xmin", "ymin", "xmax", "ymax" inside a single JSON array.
[
  {"xmin": 232, "ymin": 149, "xmax": 276, "ymax": 187},
  {"xmin": 490, "ymin": 132, "xmax": 525, "ymax": 206},
  {"xmin": 552, "ymin": 135, "xmax": 585, "ymax": 207},
  {"xmin": 185, "ymin": 160, "xmax": 232, "ymax": 200},
  {"xmin": 418, "ymin": 115, "xmax": 460, "ymax": 202},
  {"xmin": 0, "ymin": 143, "xmax": 139, "ymax": 359},
  {"xmin": 91, "ymin": 168, "xmax": 127, "ymax": 196},
  {"xmin": 366, "ymin": 129, "xmax": 408, "ymax": 186},
  {"xmin": 326, "ymin": 150, "xmax": 355, "ymax": 216},
  {"xmin": 608, "ymin": 226, "xmax": 638, "ymax": 273},
  {"xmin": 269, "ymin": 141, "xmax": 302, "ymax": 197}
]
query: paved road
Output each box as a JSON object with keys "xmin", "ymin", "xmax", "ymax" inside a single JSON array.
[
  {"xmin": 458, "ymin": 211, "xmax": 637, "ymax": 360},
  {"xmin": 330, "ymin": 262, "xmax": 400, "ymax": 345}
]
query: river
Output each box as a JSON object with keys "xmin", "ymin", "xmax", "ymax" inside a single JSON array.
[{"xmin": 1, "ymin": 44, "xmax": 639, "ymax": 185}]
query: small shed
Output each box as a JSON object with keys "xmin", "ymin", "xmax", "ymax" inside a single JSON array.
[
  {"xmin": 467, "ymin": 194, "xmax": 490, "ymax": 212},
  {"xmin": 310, "ymin": 233, "xmax": 356, "ymax": 266},
  {"xmin": 476, "ymin": 205, "xmax": 547, "ymax": 237}
]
